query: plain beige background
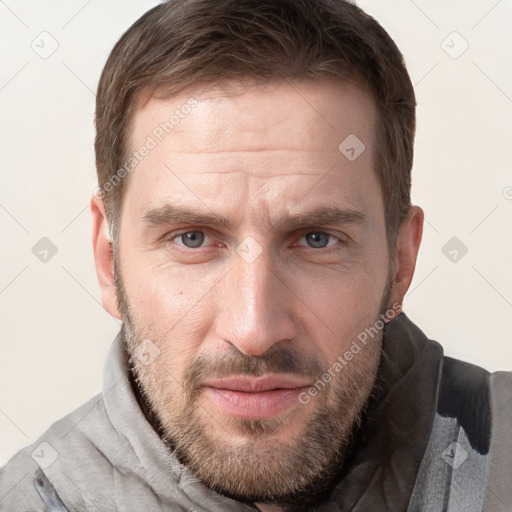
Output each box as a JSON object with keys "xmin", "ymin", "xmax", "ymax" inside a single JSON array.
[{"xmin": 1, "ymin": 0, "xmax": 511, "ymax": 465}]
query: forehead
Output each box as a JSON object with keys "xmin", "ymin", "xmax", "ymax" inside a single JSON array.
[
  {"xmin": 131, "ymin": 79, "xmax": 377, "ymax": 157},
  {"xmin": 123, "ymin": 79, "xmax": 381, "ymax": 225}
]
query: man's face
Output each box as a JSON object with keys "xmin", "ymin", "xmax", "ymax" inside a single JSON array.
[{"xmin": 114, "ymin": 80, "xmax": 393, "ymax": 506}]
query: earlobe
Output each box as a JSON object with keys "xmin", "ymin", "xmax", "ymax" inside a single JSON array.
[
  {"xmin": 90, "ymin": 196, "xmax": 122, "ymax": 320},
  {"xmin": 390, "ymin": 205, "xmax": 424, "ymax": 307}
]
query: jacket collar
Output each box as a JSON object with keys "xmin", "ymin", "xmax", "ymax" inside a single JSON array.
[
  {"xmin": 321, "ymin": 312, "xmax": 444, "ymax": 511},
  {"xmin": 102, "ymin": 329, "xmax": 255, "ymax": 511}
]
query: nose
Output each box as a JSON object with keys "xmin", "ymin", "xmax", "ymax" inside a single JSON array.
[{"xmin": 214, "ymin": 245, "xmax": 297, "ymax": 356}]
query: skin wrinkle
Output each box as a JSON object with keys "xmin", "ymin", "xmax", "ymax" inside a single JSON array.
[
  {"xmin": 165, "ymin": 149, "xmax": 336, "ymax": 154},
  {"xmin": 92, "ymin": 79, "xmax": 423, "ymax": 512},
  {"xmin": 182, "ymin": 171, "xmax": 322, "ymax": 176}
]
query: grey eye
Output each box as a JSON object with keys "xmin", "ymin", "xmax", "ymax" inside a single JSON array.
[
  {"xmin": 305, "ymin": 232, "xmax": 332, "ymax": 249},
  {"xmin": 179, "ymin": 231, "xmax": 205, "ymax": 248}
]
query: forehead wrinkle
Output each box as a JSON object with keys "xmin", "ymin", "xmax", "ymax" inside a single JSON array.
[
  {"xmin": 177, "ymin": 170, "xmax": 321, "ymax": 177},
  {"xmin": 160, "ymin": 148, "xmax": 335, "ymax": 155},
  {"xmin": 128, "ymin": 80, "xmax": 378, "ymax": 167},
  {"xmin": 164, "ymin": 150, "xmax": 341, "ymax": 179}
]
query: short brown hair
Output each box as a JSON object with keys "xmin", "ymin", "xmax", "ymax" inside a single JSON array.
[{"xmin": 95, "ymin": 0, "xmax": 416, "ymax": 252}]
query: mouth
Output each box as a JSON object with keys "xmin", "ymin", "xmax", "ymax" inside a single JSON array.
[{"xmin": 202, "ymin": 374, "xmax": 312, "ymax": 420}]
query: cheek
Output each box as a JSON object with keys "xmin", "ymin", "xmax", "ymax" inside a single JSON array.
[
  {"xmin": 292, "ymin": 265, "xmax": 385, "ymax": 361},
  {"xmin": 125, "ymin": 255, "xmax": 221, "ymax": 331},
  {"xmin": 124, "ymin": 260, "xmax": 227, "ymax": 374}
]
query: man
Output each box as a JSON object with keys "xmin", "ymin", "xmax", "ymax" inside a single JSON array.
[{"xmin": 1, "ymin": 0, "xmax": 511, "ymax": 510}]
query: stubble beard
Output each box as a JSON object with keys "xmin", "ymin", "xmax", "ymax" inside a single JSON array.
[{"xmin": 115, "ymin": 263, "xmax": 393, "ymax": 509}]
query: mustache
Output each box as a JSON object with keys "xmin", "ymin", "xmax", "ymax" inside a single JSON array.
[{"xmin": 183, "ymin": 344, "xmax": 325, "ymax": 399}]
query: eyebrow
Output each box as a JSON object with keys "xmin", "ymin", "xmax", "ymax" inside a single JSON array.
[{"xmin": 142, "ymin": 204, "xmax": 367, "ymax": 231}]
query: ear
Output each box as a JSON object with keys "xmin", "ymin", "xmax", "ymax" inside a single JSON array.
[
  {"xmin": 389, "ymin": 205, "xmax": 424, "ymax": 314},
  {"xmin": 90, "ymin": 196, "xmax": 121, "ymax": 320}
]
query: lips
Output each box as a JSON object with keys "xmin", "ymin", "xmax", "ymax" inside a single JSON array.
[{"xmin": 203, "ymin": 374, "xmax": 312, "ymax": 420}]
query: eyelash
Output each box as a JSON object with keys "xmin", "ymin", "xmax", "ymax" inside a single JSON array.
[{"xmin": 165, "ymin": 228, "xmax": 349, "ymax": 252}]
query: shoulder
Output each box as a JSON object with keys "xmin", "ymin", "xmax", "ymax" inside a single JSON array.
[
  {"xmin": 438, "ymin": 357, "xmax": 512, "ymax": 453},
  {"xmin": 437, "ymin": 355, "xmax": 491, "ymax": 454},
  {"xmin": 483, "ymin": 370, "xmax": 512, "ymax": 511},
  {"xmin": 408, "ymin": 356, "xmax": 512, "ymax": 511},
  {"xmin": 0, "ymin": 393, "xmax": 109, "ymax": 512}
]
